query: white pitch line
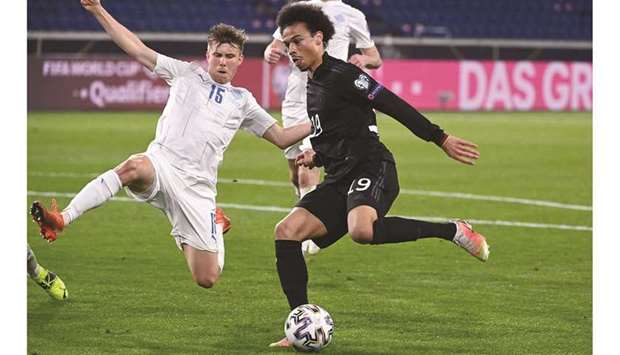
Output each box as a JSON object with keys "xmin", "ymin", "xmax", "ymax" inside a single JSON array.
[
  {"xmin": 29, "ymin": 171, "xmax": 592, "ymax": 212},
  {"xmin": 26, "ymin": 190, "xmax": 592, "ymax": 232}
]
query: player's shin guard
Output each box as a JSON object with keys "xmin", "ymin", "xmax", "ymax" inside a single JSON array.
[
  {"xmin": 275, "ymin": 240, "xmax": 308, "ymax": 309},
  {"xmin": 371, "ymin": 217, "xmax": 456, "ymax": 244},
  {"xmin": 62, "ymin": 170, "xmax": 122, "ymax": 225}
]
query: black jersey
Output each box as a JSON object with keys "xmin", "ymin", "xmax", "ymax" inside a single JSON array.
[{"xmin": 306, "ymin": 53, "xmax": 447, "ymax": 184}]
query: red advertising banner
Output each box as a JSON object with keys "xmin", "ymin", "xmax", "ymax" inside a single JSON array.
[
  {"xmin": 28, "ymin": 56, "xmax": 591, "ymax": 112},
  {"xmin": 27, "ymin": 56, "xmax": 263, "ymax": 111}
]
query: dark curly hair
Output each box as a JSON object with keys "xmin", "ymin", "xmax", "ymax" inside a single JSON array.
[{"xmin": 276, "ymin": 3, "xmax": 335, "ymax": 45}]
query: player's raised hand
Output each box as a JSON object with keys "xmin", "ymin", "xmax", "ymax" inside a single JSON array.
[
  {"xmin": 348, "ymin": 54, "xmax": 368, "ymax": 69},
  {"xmin": 296, "ymin": 149, "xmax": 316, "ymax": 169},
  {"xmin": 441, "ymin": 135, "xmax": 480, "ymax": 165},
  {"xmin": 265, "ymin": 46, "xmax": 285, "ymax": 64},
  {"xmin": 81, "ymin": 0, "xmax": 102, "ymax": 12}
]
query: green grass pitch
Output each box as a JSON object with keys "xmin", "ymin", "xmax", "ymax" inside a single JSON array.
[{"xmin": 27, "ymin": 111, "xmax": 591, "ymax": 354}]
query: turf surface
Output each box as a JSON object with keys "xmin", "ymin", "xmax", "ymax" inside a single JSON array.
[{"xmin": 27, "ymin": 111, "xmax": 591, "ymax": 354}]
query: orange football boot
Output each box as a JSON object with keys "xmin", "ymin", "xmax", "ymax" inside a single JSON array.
[
  {"xmin": 30, "ymin": 199, "xmax": 65, "ymax": 242},
  {"xmin": 215, "ymin": 207, "xmax": 232, "ymax": 234}
]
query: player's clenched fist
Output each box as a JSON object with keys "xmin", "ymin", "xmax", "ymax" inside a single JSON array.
[
  {"xmin": 81, "ymin": 0, "xmax": 101, "ymax": 12},
  {"xmin": 295, "ymin": 149, "xmax": 316, "ymax": 169},
  {"xmin": 265, "ymin": 47, "xmax": 285, "ymax": 64},
  {"xmin": 348, "ymin": 54, "xmax": 367, "ymax": 69}
]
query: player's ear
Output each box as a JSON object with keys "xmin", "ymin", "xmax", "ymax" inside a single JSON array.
[{"xmin": 314, "ymin": 31, "xmax": 324, "ymax": 46}]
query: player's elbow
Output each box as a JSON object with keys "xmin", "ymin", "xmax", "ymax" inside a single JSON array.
[{"xmin": 275, "ymin": 139, "xmax": 289, "ymax": 150}]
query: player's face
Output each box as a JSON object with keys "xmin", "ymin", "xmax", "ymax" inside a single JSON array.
[
  {"xmin": 281, "ymin": 22, "xmax": 324, "ymax": 72},
  {"xmin": 206, "ymin": 43, "xmax": 244, "ymax": 84}
]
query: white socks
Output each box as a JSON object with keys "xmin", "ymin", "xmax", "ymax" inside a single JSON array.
[
  {"xmin": 62, "ymin": 170, "xmax": 122, "ymax": 225},
  {"xmin": 27, "ymin": 245, "xmax": 40, "ymax": 279}
]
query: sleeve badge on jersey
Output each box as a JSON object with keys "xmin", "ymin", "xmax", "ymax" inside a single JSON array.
[
  {"xmin": 354, "ymin": 74, "xmax": 370, "ymax": 91},
  {"xmin": 367, "ymin": 84, "xmax": 384, "ymax": 100}
]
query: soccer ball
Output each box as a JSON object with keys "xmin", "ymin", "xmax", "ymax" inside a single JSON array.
[{"xmin": 284, "ymin": 304, "xmax": 334, "ymax": 352}]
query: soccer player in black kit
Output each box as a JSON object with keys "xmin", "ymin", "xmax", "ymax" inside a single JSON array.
[{"xmin": 269, "ymin": 3, "xmax": 490, "ymax": 348}]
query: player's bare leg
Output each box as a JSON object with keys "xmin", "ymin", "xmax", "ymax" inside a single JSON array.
[
  {"xmin": 295, "ymin": 163, "xmax": 322, "ymax": 256},
  {"xmin": 347, "ymin": 205, "xmax": 379, "ymax": 244},
  {"xmin": 182, "ymin": 244, "xmax": 222, "ymax": 288},
  {"xmin": 271, "ymin": 207, "xmax": 328, "ymax": 347},
  {"xmin": 286, "ymin": 159, "xmax": 301, "ymax": 197},
  {"xmin": 297, "ymin": 165, "xmax": 319, "ymax": 198}
]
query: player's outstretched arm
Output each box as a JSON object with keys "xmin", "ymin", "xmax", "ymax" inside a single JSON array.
[
  {"xmin": 440, "ymin": 135, "xmax": 480, "ymax": 165},
  {"xmin": 345, "ymin": 69, "xmax": 479, "ymax": 165},
  {"xmin": 81, "ymin": 0, "xmax": 157, "ymax": 71},
  {"xmin": 264, "ymin": 39, "xmax": 286, "ymax": 64},
  {"xmin": 262, "ymin": 122, "xmax": 312, "ymax": 149}
]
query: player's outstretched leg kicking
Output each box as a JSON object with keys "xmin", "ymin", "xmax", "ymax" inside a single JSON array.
[
  {"xmin": 27, "ymin": 245, "xmax": 68, "ymax": 300},
  {"xmin": 30, "ymin": 199, "xmax": 232, "ymax": 242}
]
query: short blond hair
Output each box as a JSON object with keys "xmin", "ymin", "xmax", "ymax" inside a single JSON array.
[{"xmin": 207, "ymin": 23, "xmax": 247, "ymax": 52}]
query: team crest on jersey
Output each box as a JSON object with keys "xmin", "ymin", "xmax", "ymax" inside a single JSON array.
[{"xmin": 354, "ymin": 74, "xmax": 370, "ymax": 91}]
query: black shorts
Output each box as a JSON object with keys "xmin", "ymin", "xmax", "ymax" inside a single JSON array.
[{"xmin": 296, "ymin": 160, "xmax": 400, "ymax": 249}]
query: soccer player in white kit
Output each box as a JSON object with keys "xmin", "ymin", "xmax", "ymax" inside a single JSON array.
[
  {"xmin": 264, "ymin": 0, "xmax": 382, "ymax": 256},
  {"xmin": 30, "ymin": 0, "xmax": 311, "ymax": 290}
]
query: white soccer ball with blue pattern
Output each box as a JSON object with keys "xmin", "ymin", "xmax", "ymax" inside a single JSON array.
[{"xmin": 284, "ymin": 304, "xmax": 334, "ymax": 352}]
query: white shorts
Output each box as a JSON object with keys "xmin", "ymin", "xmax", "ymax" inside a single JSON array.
[{"xmin": 125, "ymin": 150, "xmax": 225, "ymax": 270}]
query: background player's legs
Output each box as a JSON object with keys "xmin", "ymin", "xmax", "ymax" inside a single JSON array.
[
  {"xmin": 286, "ymin": 159, "xmax": 301, "ymax": 196},
  {"xmin": 27, "ymin": 244, "xmax": 68, "ymax": 300},
  {"xmin": 182, "ymin": 244, "xmax": 222, "ymax": 289},
  {"xmin": 287, "ymin": 159, "xmax": 322, "ymax": 255},
  {"xmin": 62, "ymin": 154, "xmax": 155, "ymax": 225},
  {"xmin": 297, "ymin": 165, "xmax": 320, "ymax": 198},
  {"xmin": 274, "ymin": 207, "xmax": 328, "ymax": 309},
  {"xmin": 27, "ymin": 244, "xmax": 40, "ymax": 279}
]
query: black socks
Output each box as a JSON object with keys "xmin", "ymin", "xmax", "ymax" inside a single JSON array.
[
  {"xmin": 275, "ymin": 240, "xmax": 308, "ymax": 309},
  {"xmin": 371, "ymin": 217, "xmax": 456, "ymax": 244}
]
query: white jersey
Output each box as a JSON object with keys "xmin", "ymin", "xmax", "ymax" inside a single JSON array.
[
  {"xmin": 148, "ymin": 54, "xmax": 276, "ymax": 193},
  {"xmin": 274, "ymin": 0, "xmax": 375, "ymax": 124}
]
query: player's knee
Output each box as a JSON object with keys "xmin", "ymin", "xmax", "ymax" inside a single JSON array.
[
  {"xmin": 275, "ymin": 220, "xmax": 300, "ymax": 241},
  {"xmin": 194, "ymin": 271, "xmax": 219, "ymax": 289},
  {"xmin": 349, "ymin": 226, "xmax": 373, "ymax": 244},
  {"xmin": 275, "ymin": 220, "xmax": 291, "ymax": 240}
]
